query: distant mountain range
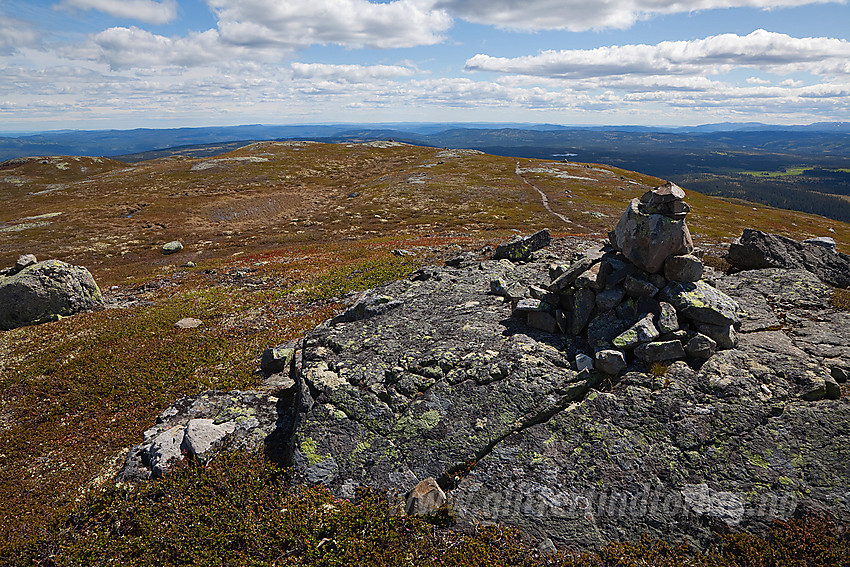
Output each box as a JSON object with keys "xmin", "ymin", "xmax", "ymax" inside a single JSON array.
[{"xmin": 2, "ymin": 121, "xmax": 850, "ymax": 164}]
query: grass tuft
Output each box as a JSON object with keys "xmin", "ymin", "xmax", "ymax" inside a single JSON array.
[{"xmin": 830, "ymin": 288, "xmax": 850, "ymax": 311}]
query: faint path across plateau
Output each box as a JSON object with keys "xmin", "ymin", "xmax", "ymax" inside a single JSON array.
[{"xmin": 515, "ymin": 162, "xmax": 578, "ymax": 227}]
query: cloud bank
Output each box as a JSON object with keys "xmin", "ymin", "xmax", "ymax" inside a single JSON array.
[
  {"xmin": 465, "ymin": 30, "xmax": 850, "ymax": 78},
  {"xmin": 433, "ymin": 0, "xmax": 842, "ymax": 31},
  {"xmin": 55, "ymin": 0, "xmax": 179, "ymax": 25}
]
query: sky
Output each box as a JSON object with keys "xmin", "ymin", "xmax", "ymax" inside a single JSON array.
[{"xmin": 1, "ymin": 0, "xmax": 850, "ymax": 131}]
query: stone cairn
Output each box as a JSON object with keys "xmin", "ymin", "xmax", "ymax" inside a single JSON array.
[{"xmin": 495, "ymin": 182, "xmax": 741, "ymax": 375}]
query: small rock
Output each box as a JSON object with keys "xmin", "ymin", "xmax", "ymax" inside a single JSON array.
[
  {"xmin": 549, "ymin": 256, "xmax": 598, "ymax": 291},
  {"xmin": 576, "ymin": 353, "xmax": 594, "ymax": 372},
  {"xmin": 605, "ymin": 262, "xmax": 636, "ymax": 288},
  {"xmin": 162, "ymin": 241, "xmax": 184, "ymax": 255},
  {"xmin": 697, "ymin": 323, "xmax": 738, "ymax": 350},
  {"xmin": 664, "ymin": 254, "xmax": 704, "ymax": 283},
  {"xmin": 514, "ymin": 298, "xmax": 552, "ymax": 313},
  {"xmin": 549, "ymin": 263, "xmax": 567, "ymax": 281},
  {"xmin": 623, "ymin": 275, "xmax": 659, "ymax": 298},
  {"xmin": 825, "ymin": 377, "xmax": 841, "ymax": 400},
  {"xmin": 181, "ymin": 261, "xmax": 197, "ymax": 268},
  {"xmin": 528, "ymin": 311, "xmax": 558, "ymax": 333},
  {"xmin": 596, "ymin": 349, "xmax": 627, "ymax": 375},
  {"xmin": 596, "ymin": 286, "xmax": 625, "ymax": 311},
  {"xmin": 567, "ymin": 288, "xmax": 596, "ymax": 335},
  {"xmin": 15, "ymin": 254, "xmax": 37, "ymax": 271},
  {"xmin": 445, "ymin": 255, "xmax": 466, "ymax": 268},
  {"xmin": 660, "ymin": 280, "xmax": 740, "ymax": 327},
  {"xmin": 529, "ymin": 285, "xmax": 560, "ymax": 305},
  {"xmin": 393, "ymin": 249, "xmax": 416, "ymax": 257},
  {"xmin": 405, "ymin": 478, "xmax": 446, "ymax": 515},
  {"xmin": 538, "ymin": 538, "xmax": 557, "ymax": 555},
  {"xmin": 147, "ymin": 426, "xmax": 186, "ymax": 478},
  {"xmin": 648, "ymin": 273, "xmax": 668, "ymax": 290},
  {"xmin": 555, "ymin": 309, "xmax": 569, "ymax": 334},
  {"xmin": 613, "ymin": 316, "xmax": 660, "ymax": 349},
  {"xmin": 587, "ymin": 311, "xmax": 630, "ymax": 349},
  {"xmin": 801, "ymin": 375, "xmax": 827, "ymax": 401},
  {"xmin": 175, "ymin": 317, "xmax": 203, "ymax": 329},
  {"xmin": 574, "ymin": 263, "xmax": 603, "ymax": 290},
  {"xmin": 261, "ymin": 343, "xmax": 296, "ymax": 375},
  {"xmin": 490, "ymin": 278, "xmax": 509, "ymax": 296},
  {"xmin": 181, "ymin": 418, "xmax": 237, "ymax": 458},
  {"xmin": 655, "ymin": 301, "xmax": 679, "ymax": 334},
  {"xmin": 685, "ymin": 333, "xmax": 717, "ymax": 358},
  {"xmin": 634, "ymin": 340, "xmax": 686, "ymax": 362},
  {"xmin": 640, "ymin": 181, "xmax": 686, "ymax": 204}
]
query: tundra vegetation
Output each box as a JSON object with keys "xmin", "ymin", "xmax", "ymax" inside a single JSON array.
[{"xmin": 1, "ymin": 142, "xmax": 848, "ymax": 565}]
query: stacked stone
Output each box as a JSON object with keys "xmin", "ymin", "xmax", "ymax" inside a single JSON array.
[{"xmin": 503, "ymin": 182, "xmax": 741, "ymax": 375}]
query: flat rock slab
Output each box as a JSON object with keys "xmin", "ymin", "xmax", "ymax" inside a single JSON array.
[{"xmin": 294, "ymin": 251, "xmax": 592, "ymax": 495}]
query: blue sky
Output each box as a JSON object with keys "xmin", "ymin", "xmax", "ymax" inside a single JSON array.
[{"xmin": 1, "ymin": 0, "xmax": 849, "ymax": 131}]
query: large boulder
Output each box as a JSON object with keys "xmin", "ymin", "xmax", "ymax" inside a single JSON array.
[
  {"xmin": 0, "ymin": 260, "xmax": 103, "ymax": 330},
  {"xmin": 612, "ymin": 198, "xmax": 694, "ymax": 273},
  {"xmin": 727, "ymin": 229, "xmax": 850, "ymax": 288}
]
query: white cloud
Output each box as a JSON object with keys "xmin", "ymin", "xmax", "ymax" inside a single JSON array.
[
  {"xmin": 55, "ymin": 0, "xmax": 178, "ymax": 25},
  {"xmin": 431, "ymin": 0, "xmax": 843, "ymax": 32},
  {"xmin": 207, "ymin": 0, "xmax": 452, "ymax": 49},
  {"xmin": 291, "ymin": 63, "xmax": 415, "ymax": 83},
  {"xmin": 0, "ymin": 17, "xmax": 40, "ymax": 55},
  {"xmin": 72, "ymin": 1, "xmax": 454, "ymax": 72},
  {"xmin": 746, "ymin": 77, "xmax": 771, "ymax": 84},
  {"xmin": 87, "ymin": 26, "xmax": 241, "ymax": 70},
  {"xmin": 465, "ymin": 30, "xmax": 850, "ymax": 78}
]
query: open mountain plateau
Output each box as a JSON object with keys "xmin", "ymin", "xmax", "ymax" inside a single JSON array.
[{"xmin": 1, "ymin": 141, "xmax": 850, "ymax": 563}]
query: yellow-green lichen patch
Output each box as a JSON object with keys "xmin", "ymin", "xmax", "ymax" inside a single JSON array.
[{"xmin": 298, "ymin": 437, "xmax": 331, "ymax": 466}]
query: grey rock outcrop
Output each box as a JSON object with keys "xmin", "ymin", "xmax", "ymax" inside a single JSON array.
[
  {"xmin": 727, "ymin": 229, "xmax": 850, "ymax": 288},
  {"xmin": 120, "ymin": 234, "xmax": 850, "ymax": 550},
  {"xmin": 493, "ymin": 229, "xmax": 551, "ymax": 261},
  {"xmin": 0, "ymin": 259, "xmax": 103, "ymax": 330},
  {"xmin": 286, "ymin": 247, "xmax": 850, "ymax": 549},
  {"xmin": 119, "ymin": 388, "xmax": 293, "ymax": 482}
]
